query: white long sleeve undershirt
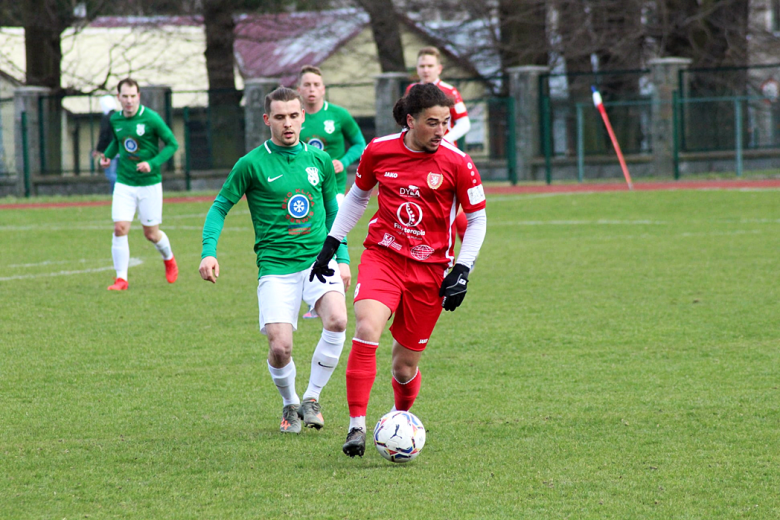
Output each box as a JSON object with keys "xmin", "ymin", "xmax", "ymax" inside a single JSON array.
[
  {"xmin": 444, "ymin": 116, "xmax": 471, "ymax": 144},
  {"xmin": 455, "ymin": 209, "xmax": 486, "ymax": 269},
  {"xmin": 328, "ymin": 183, "xmax": 372, "ymax": 241}
]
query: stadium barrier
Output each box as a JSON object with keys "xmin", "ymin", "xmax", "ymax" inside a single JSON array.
[
  {"xmin": 539, "ymin": 62, "xmax": 780, "ymax": 182},
  {"xmin": 6, "ymin": 62, "xmax": 780, "ymax": 197}
]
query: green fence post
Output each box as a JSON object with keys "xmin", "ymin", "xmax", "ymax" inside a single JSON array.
[
  {"xmin": 184, "ymin": 106, "xmax": 191, "ymax": 191},
  {"xmin": 89, "ymin": 95, "xmax": 95, "ymax": 175},
  {"xmin": 543, "ymin": 95, "xmax": 552, "ymax": 185},
  {"xmin": 506, "ymin": 96, "xmax": 517, "ymax": 185},
  {"xmin": 21, "ymin": 111, "xmax": 30, "ymax": 197},
  {"xmin": 734, "ymin": 98, "xmax": 743, "ymax": 177},
  {"xmin": 37, "ymin": 96, "xmax": 45, "ymax": 174},
  {"xmin": 576, "ymin": 103, "xmax": 584, "ymax": 183},
  {"xmin": 673, "ymin": 91, "xmax": 680, "ymax": 180}
]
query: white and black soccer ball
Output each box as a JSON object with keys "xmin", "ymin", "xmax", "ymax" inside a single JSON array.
[{"xmin": 373, "ymin": 411, "xmax": 426, "ymax": 463}]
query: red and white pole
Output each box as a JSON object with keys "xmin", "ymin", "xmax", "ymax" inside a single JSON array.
[{"xmin": 592, "ymin": 86, "xmax": 633, "ymax": 190}]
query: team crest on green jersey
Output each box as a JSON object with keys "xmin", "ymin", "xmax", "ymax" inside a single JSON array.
[
  {"xmin": 324, "ymin": 120, "xmax": 335, "ymax": 134},
  {"xmin": 284, "ymin": 189, "xmax": 314, "ymax": 235},
  {"xmin": 306, "ymin": 167, "xmax": 319, "ymax": 186},
  {"xmin": 124, "ymin": 137, "xmax": 139, "ymax": 153},
  {"xmin": 136, "ymin": 124, "xmax": 145, "ymax": 136}
]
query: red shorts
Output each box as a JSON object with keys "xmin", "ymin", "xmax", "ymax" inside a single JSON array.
[{"xmin": 354, "ymin": 247, "xmax": 446, "ymax": 351}]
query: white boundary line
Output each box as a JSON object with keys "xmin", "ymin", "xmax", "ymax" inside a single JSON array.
[
  {"xmin": 0, "ymin": 258, "xmax": 143, "ymax": 282},
  {"xmin": 0, "ymin": 225, "xmax": 248, "ymax": 232}
]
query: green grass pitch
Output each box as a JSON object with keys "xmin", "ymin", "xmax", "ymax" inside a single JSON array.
[{"xmin": 1, "ymin": 188, "xmax": 778, "ymax": 519}]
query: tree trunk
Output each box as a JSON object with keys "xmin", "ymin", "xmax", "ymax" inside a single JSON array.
[
  {"xmin": 203, "ymin": 0, "xmax": 243, "ymax": 169},
  {"xmin": 355, "ymin": 0, "xmax": 406, "ymax": 73},
  {"xmin": 556, "ymin": 0, "xmax": 595, "ymax": 156},
  {"xmin": 23, "ymin": 0, "xmax": 65, "ymax": 89},
  {"xmin": 23, "ymin": 0, "xmax": 66, "ymax": 174},
  {"xmin": 498, "ymin": 0, "xmax": 547, "ymax": 71},
  {"xmin": 659, "ymin": 0, "xmax": 749, "ymax": 150}
]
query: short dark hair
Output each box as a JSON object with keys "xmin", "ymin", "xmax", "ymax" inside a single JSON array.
[
  {"xmin": 298, "ymin": 65, "xmax": 324, "ymax": 84},
  {"xmin": 393, "ymin": 83, "xmax": 453, "ymax": 128},
  {"xmin": 117, "ymin": 78, "xmax": 140, "ymax": 93},
  {"xmin": 264, "ymin": 87, "xmax": 304, "ymax": 115}
]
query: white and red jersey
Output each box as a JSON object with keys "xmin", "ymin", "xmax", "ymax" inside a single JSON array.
[
  {"xmin": 405, "ymin": 79, "xmax": 469, "ymax": 133},
  {"xmin": 354, "ymin": 131, "xmax": 486, "ymax": 266}
]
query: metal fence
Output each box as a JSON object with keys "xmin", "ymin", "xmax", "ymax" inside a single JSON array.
[
  {"xmin": 539, "ymin": 65, "xmax": 780, "ymax": 182},
  {"xmin": 540, "ymin": 69, "xmax": 652, "ymax": 158}
]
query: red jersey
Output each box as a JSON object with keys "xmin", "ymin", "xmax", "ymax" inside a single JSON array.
[
  {"xmin": 354, "ymin": 131, "xmax": 486, "ymax": 266},
  {"xmin": 405, "ymin": 79, "xmax": 469, "ymax": 130}
]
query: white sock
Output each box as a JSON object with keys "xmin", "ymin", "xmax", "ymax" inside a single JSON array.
[
  {"xmin": 303, "ymin": 329, "xmax": 346, "ymax": 402},
  {"xmin": 112, "ymin": 234, "xmax": 129, "ymax": 280},
  {"xmin": 154, "ymin": 230, "xmax": 174, "ymax": 260},
  {"xmin": 349, "ymin": 416, "xmax": 366, "ymax": 432},
  {"xmin": 267, "ymin": 359, "xmax": 299, "ymax": 407}
]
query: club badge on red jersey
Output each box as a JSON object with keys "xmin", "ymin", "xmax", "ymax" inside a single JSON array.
[{"xmin": 427, "ymin": 172, "xmax": 443, "ymax": 190}]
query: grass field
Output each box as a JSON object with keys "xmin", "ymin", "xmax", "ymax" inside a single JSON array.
[{"xmin": 1, "ymin": 188, "xmax": 778, "ymax": 519}]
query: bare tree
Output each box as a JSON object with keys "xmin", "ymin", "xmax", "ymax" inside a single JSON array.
[
  {"xmin": 22, "ymin": 0, "xmax": 72, "ymax": 89},
  {"xmin": 498, "ymin": 0, "xmax": 548, "ymax": 70},
  {"xmin": 355, "ymin": 0, "xmax": 406, "ymax": 72},
  {"xmin": 202, "ymin": 0, "xmax": 243, "ymax": 168}
]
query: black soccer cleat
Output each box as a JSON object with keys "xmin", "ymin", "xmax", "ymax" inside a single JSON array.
[{"xmin": 342, "ymin": 427, "xmax": 366, "ymax": 458}]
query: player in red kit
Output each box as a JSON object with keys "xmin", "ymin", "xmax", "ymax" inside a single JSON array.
[
  {"xmin": 310, "ymin": 83, "xmax": 487, "ymax": 457},
  {"xmin": 405, "ymin": 46, "xmax": 472, "ymax": 245}
]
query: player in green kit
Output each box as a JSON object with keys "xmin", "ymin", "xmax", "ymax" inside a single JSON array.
[
  {"xmin": 99, "ymin": 78, "xmax": 179, "ymax": 291},
  {"xmin": 199, "ymin": 87, "xmax": 349, "ymax": 434},
  {"xmin": 297, "ymin": 65, "xmax": 366, "ymax": 318}
]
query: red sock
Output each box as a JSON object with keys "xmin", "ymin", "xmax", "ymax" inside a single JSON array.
[
  {"xmin": 392, "ymin": 368, "xmax": 421, "ymax": 411},
  {"xmin": 455, "ymin": 211, "xmax": 468, "ymax": 242},
  {"xmin": 346, "ymin": 338, "xmax": 378, "ymax": 417}
]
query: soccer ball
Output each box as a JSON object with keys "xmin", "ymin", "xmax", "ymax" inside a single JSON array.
[{"xmin": 373, "ymin": 411, "xmax": 426, "ymax": 463}]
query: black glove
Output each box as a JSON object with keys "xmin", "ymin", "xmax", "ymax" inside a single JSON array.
[
  {"xmin": 309, "ymin": 236, "xmax": 341, "ymax": 283},
  {"xmin": 440, "ymin": 264, "xmax": 469, "ymax": 312}
]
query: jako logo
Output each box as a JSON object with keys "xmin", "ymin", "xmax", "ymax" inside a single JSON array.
[
  {"xmin": 384, "ymin": 172, "xmax": 398, "ymax": 178},
  {"xmin": 418, "ymin": 339, "xmax": 428, "ymax": 344}
]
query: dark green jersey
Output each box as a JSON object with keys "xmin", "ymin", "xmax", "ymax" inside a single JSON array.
[
  {"xmin": 103, "ymin": 105, "xmax": 178, "ymax": 187},
  {"xmin": 218, "ymin": 140, "xmax": 338, "ymax": 277},
  {"xmin": 300, "ymin": 102, "xmax": 366, "ymax": 193}
]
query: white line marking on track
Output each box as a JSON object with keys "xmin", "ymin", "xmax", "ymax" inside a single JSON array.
[
  {"xmin": 491, "ymin": 219, "xmax": 667, "ymax": 226},
  {"xmin": 0, "ymin": 257, "xmax": 143, "ymax": 282}
]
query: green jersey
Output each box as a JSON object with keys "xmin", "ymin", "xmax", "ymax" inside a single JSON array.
[
  {"xmin": 217, "ymin": 140, "xmax": 338, "ymax": 277},
  {"xmin": 300, "ymin": 101, "xmax": 366, "ymax": 193},
  {"xmin": 103, "ymin": 105, "xmax": 178, "ymax": 187}
]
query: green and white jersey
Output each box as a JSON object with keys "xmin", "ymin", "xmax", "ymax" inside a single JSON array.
[
  {"xmin": 300, "ymin": 102, "xmax": 366, "ymax": 194},
  {"xmin": 218, "ymin": 140, "xmax": 338, "ymax": 277},
  {"xmin": 103, "ymin": 105, "xmax": 179, "ymax": 187}
]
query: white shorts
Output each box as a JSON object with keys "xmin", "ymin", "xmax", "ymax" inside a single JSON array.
[
  {"xmin": 257, "ymin": 259, "xmax": 344, "ymax": 335},
  {"xmin": 112, "ymin": 182, "xmax": 163, "ymax": 226}
]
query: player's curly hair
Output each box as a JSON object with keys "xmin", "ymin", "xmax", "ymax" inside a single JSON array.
[{"xmin": 393, "ymin": 83, "xmax": 454, "ymax": 128}]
